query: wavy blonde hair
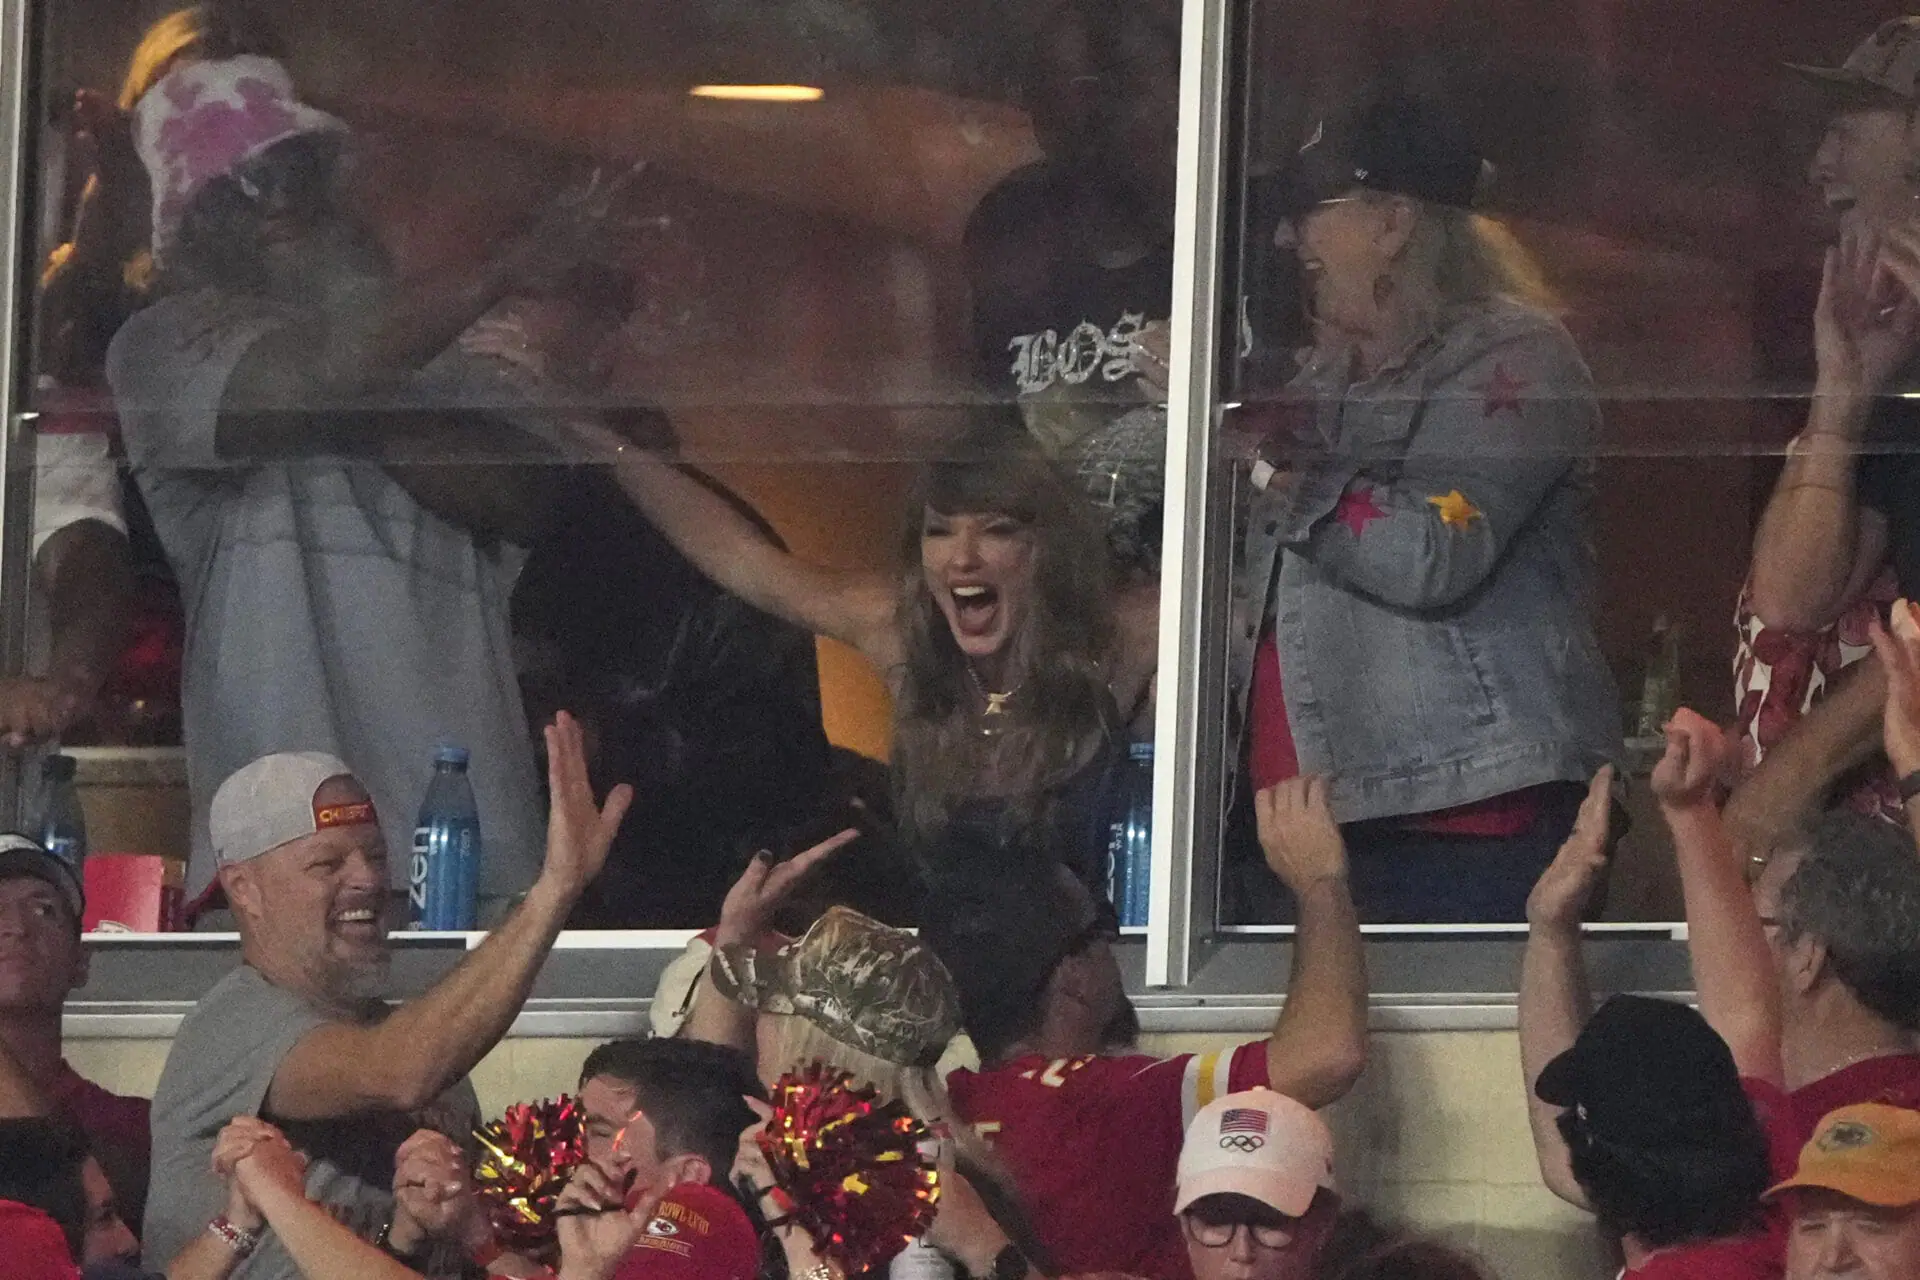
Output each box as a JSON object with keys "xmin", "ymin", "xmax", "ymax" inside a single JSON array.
[{"xmin": 1370, "ymin": 192, "xmax": 1561, "ymax": 319}]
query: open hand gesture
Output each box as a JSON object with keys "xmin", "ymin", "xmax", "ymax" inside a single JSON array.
[
  {"xmin": 1870, "ymin": 598, "xmax": 1920, "ymax": 779},
  {"xmin": 539, "ymin": 711, "xmax": 634, "ymax": 902},
  {"xmin": 1527, "ymin": 768, "xmax": 1614, "ymax": 930}
]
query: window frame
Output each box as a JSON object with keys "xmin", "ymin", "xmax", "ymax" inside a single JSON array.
[{"xmin": 0, "ymin": 0, "xmax": 1695, "ymax": 1039}]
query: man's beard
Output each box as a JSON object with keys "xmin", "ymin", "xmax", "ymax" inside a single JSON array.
[{"xmin": 315, "ymin": 944, "xmax": 392, "ymax": 1006}]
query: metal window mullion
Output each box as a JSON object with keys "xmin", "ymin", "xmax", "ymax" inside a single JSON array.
[
  {"xmin": 1147, "ymin": 0, "xmax": 1232, "ymax": 989},
  {"xmin": 0, "ymin": 0, "xmax": 36, "ymax": 829}
]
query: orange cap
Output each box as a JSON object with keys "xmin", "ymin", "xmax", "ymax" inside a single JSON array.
[{"xmin": 1767, "ymin": 1104, "xmax": 1920, "ymax": 1208}]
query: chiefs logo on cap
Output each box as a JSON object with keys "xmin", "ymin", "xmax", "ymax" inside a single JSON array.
[{"xmin": 314, "ymin": 801, "xmax": 377, "ymax": 830}]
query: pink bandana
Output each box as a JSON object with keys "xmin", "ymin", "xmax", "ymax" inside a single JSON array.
[{"xmin": 133, "ymin": 55, "xmax": 346, "ymax": 259}]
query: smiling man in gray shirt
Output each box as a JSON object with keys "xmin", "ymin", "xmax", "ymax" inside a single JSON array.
[{"xmin": 142, "ymin": 716, "xmax": 630, "ymax": 1279}]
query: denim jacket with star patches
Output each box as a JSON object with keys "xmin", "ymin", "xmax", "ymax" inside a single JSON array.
[{"xmin": 1227, "ymin": 296, "xmax": 1623, "ymax": 823}]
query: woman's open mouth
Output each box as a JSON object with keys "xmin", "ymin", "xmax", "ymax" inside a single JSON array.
[{"xmin": 948, "ymin": 583, "xmax": 1003, "ymax": 639}]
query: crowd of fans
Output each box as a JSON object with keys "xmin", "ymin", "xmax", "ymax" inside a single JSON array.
[{"xmin": 10, "ymin": 2, "xmax": 1920, "ymax": 1280}]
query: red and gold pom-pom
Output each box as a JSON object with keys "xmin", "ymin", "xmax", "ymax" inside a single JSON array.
[
  {"xmin": 473, "ymin": 1095, "xmax": 588, "ymax": 1255},
  {"xmin": 760, "ymin": 1064, "xmax": 943, "ymax": 1275}
]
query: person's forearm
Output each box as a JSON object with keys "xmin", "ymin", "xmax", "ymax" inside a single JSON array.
[
  {"xmin": 677, "ymin": 971, "xmax": 757, "ymax": 1054},
  {"xmin": 309, "ymin": 251, "xmax": 522, "ymax": 395},
  {"xmin": 1517, "ymin": 926, "xmax": 1591, "ymax": 1208},
  {"xmin": 1750, "ymin": 409, "xmax": 1871, "ymax": 629},
  {"xmin": 1665, "ymin": 802, "xmax": 1784, "ymax": 1083},
  {"xmin": 377, "ymin": 877, "xmax": 574, "ymax": 1102},
  {"xmin": 164, "ymin": 1228, "xmax": 246, "ymax": 1280},
  {"xmin": 248, "ymin": 1178, "xmax": 426, "ymax": 1280},
  {"xmin": 39, "ymin": 521, "xmax": 133, "ymax": 699},
  {"xmin": 1727, "ymin": 657, "xmax": 1886, "ymax": 857},
  {"xmin": 599, "ymin": 446, "xmax": 862, "ymax": 647},
  {"xmin": 273, "ymin": 877, "xmax": 577, "ymax": 1120},
  {"xmin": 1265, "ymin": 877, "xmax": 1367, "ymax": 1108}
]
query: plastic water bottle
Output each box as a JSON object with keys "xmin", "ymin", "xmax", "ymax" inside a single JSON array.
[
  {"xmin": 410, "ymin": 746, "xmax": 480, "ymax": 930},
  {"xmin": 33, "ymin": 754, "xmax": 88, "ymax": 875},
  {"xmin": 1106, "ymin": 741, "xmax": 1154, "ymax": 928}
]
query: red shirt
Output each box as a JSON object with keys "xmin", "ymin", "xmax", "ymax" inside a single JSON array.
[
  {"xmin": 46, "ymin": 1060, "xmax": 151, "ymax": 1232},
  {"xmin": 947, "ymin": 1044, "xmax": 1269, "ymax": 1280},
  {"xmin": 0, "ymin": 1199, "xmax": 80, "ymax": 1280},
  {"xmin": 1621, "ymin": 1080, "xmax": 1800, "ymax": 1280},
  {"xmin": 1248, "ymin": 628, "xmax": 1541, "ymax": 836},
  {"xmin": 613, "ymin": 1182, "xmax": 759, "ymax": 1280},
  {"xmin": 1788, "ymin": 1054, "xmax": 1920, "ymax": 1146}
]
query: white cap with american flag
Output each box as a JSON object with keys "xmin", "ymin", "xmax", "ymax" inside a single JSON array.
[{"xmin": 1175, "ymin": 1087, "xmax": 1336, "ymax": 1218}]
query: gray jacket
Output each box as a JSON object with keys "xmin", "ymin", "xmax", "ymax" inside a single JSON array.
[{"xmin": 1227, "ymin": 297, "xmax": 1622, "ymax": 822}]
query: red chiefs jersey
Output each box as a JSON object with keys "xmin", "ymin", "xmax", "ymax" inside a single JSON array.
[
  {"xmin": 1789, "ymin": 1054, "xmax": 1920, "ymax": 1147},
  {"xmin": 612, "ymin": 1182, "xmax": 760, "ymax": 1280},
  {"xmin": 947, "ymin": 1044, "xmax": 1269, "ymax": 1280}
]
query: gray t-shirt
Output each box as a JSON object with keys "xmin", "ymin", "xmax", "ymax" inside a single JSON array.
[
  {"xmin": 142, "ymin": 965, "xmax": 479, "ymax": 1279},
  {"xmin": 106, "ymin": 289, "xmax": 543, "ymax": 900}
]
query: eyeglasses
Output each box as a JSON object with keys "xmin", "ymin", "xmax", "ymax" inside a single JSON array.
[{"xmin": 1183, "ymin": 1216, "xmax": 1295, "ymax": 1250}]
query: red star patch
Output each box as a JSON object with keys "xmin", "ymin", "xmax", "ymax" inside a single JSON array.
[
  {"xmin": 1333, "ymin": 485, "xmax": 1388, "ymax": 536},
  {"xmin": 1475, "ymin": 363, "xmax": 1529, "ymax": 417}
]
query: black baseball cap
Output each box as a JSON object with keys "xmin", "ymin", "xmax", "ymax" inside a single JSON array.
[
  {"xmin": 1535, "ymin": 995, "xmax": 1743, "ymax": 1145},
  {"xmin": 0, "ymin": 833, "xmax": 84, "ymax": 923},
  {"xmin": 1273, "ymin": 88, "xmax": 1490, "ymax": 218}
]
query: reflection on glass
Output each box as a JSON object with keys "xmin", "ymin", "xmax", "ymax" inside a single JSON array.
[{"xmin": 21, "ymin": 0, "xmax": 1180, "ymax": 927}]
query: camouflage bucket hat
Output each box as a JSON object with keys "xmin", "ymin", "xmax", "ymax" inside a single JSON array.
[{"xmin": 708, "ymin": 906, "xmax": 961, "ymax": 1067}]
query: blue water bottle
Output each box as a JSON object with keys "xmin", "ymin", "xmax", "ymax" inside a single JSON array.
[
  {"xmin": 1106, "ymin": 741, "xmax": 1154, "ymax": 928},
  {"xmin": 34, "ymin": 754, "xmax": 88, "ymax": 874},
  {"xmin": 410, "ymin": 745, "xmax": 481, "ymax": 930}
]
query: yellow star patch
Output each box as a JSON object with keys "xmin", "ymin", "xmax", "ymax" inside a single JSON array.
[{"xmin": 1427, "ymin": 490, "xmax": 1483, "ymax": 529}]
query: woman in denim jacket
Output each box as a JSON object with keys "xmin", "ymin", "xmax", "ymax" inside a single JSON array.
[{"xmin": 1229, "ymin": 90, "xmax": 1621, "ymax": 923}]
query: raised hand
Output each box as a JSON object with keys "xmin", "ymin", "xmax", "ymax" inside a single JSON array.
[
  {"xmin": 554, "ymin": 1160, "xmax": 661, "ymax": 1280},
  {"xmin": 1254, "ymin": 775, "xmax": 1349, "ymax": 895},
  {"xmin": 538, "ymin": 711, "xmax": 634, "ymax": 902},
  {"xmin": 730, "ymin": 1097, "xmax": 778, "ymax": 1195},
  {"xmin": 1650, "ymin": 709, "xmax": 1733, "ymax": 812},
  {"xmin": 1871, "ymin": 598, "xmax": 1920, "ymax": 779},
  {"xmin": 1816, "ymin": 225, "xmax": 1920, "ymax": 397},
  {"xmin": 714, "ymin": 830, "xmax": 858, "ymax": 947},
  {"xmin": 1526, "ymin": 768, "xmax": 1614, "ymax": 931},
  {"xmin": 0, "ymin": 677, "xmax": 85, "ymax": 751}
]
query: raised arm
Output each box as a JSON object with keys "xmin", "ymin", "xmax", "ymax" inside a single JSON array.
[
  {"xmin": 1750, "ymin": 235, "xmax": 1910, "ymax": 631},
  {"xmin": 260, "ymin": 713, "xmax": 631, "ymax": 1120},
  {"xmin": 1723, "ymin": 654, "xmax": 1887, "ymax": 864},
  {"xmin": 1518, "ymin": 769, "xmax": 1612, "ymax": 1209},
  {"xmin": 1252, "ymin": 777, "xmax": 1368, "ymax": 1108},
  {"xmin": 575, "ymin": 423, "xmax": 897, "ymax": 662},
  {"xmin": 1652, "ymin": 711, "xmax": 1783, "ymax": 1087},
  {"xmin": 1870, "ymin": 600, "xmax": 1920, "ymax": 841},
  {"xmin": 680, "ymin": 831, "xmax": 860, "ymax": 1051}
]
